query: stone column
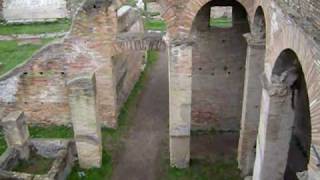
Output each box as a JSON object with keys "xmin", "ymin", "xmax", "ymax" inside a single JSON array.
[
  {"xmin": 2, "ymin": 111, "xmax": 30, "ymax": 159},
  {"xmin": 238, "ymin": 33, "xmax": 266, "ymax": 176},
  {"xmin": 252, "ymin": 73, "xmax": 294, "ymax": 180},
  {"xmin": 168, "ymin": 39, "xmax": 193, "ymax": 168},
  {"xmin": 67, "ymin": 73, "xmax": 102, "ymax": 169}
]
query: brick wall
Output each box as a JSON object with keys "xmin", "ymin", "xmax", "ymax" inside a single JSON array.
[
  {"xmin": 283, "ymin": 0, "xmax": 320, "ymax": 28},
  {"xmin": 191, "ymin": 2, "xmax": 250, "ymax": 131},
  {"xmin": 0, "ymin": 2, "xmax": 145, "ymax": 127},
  {"xmin": 114, "ymin": 9, "xmax": 145, "ymax": 114}
]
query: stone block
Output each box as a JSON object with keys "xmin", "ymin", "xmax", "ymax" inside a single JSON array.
[
  {"xmin": 68, "ymin": 73, "xmax": 102, "ymax": 169},
  {"xmin": 170, "ymin": 136, "xmax": 190, "ymax": 168},
  {"xmin": 75, "ymin": 138, "xmax": 102, "ymax": 169},
  {"xmin": 1, "ymin": 111, "xmax": 30, "ymax": 159}
]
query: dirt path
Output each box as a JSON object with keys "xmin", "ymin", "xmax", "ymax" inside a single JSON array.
[{"xmin": 111, "ymin": 52, "xmax": 169, "ymax": 180}]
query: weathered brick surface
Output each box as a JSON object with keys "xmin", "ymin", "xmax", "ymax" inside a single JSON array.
[
  {"xmin": 115, "ymin": 32, "xmax": 166, "ymax": 52},
  {"xmin": 282, "ymin": 0, "xmax": 320, "ymax": 28},
  {"xmin": 0, "ymin": 1, "xmax": 145, "ymax": 127},
  {"xmin": 191, "ymin": 2, "xmax": 249, "ymax": 130}
]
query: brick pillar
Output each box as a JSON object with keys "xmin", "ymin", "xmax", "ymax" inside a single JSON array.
[
  {"xmin": 67, "ymin": 73, "xmax": 102, "ymax": 169},
  {"xmin": 238, "ymin": 33, "xmax": 265, "ymax": 176},
  {"xmin": 168, "ymin": 39, "xmax": 193, "ymax": 168},
  {"xmin": 252, "ymin": 73, "xmax": 294, "ymax": 180},
  {"xmin": 2, "ymin": 111, "xmax": 30, "ymax": 159}
]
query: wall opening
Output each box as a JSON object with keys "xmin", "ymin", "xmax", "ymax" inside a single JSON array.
[
  {"xmin": 272, "ymin": 49, "xmax": 311, "ymax": 180},
  {"xmin": 252, "ymin": 7, "xmax": 266, "ymax": 40},
  {"xmin": 210, "ymin": 6, "xmax": 233, "ymax": 28}
]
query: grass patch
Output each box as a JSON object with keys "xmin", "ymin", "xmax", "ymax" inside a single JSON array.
[
  {"xmin": 0, "ymin": 129, "xmax": 7, "ymax": 155},
  {"xmin": 29, "ymin": 125, "xmax": 74, "ymax": 139},
  {"xmin": 67, "ymin": 50, "xmax": 159, "ymax": 180},
  {"xmin": 0, "ymin": 38, "xmax": 54, "ymax": 76},
  {"xmin": 166, "ymin": 159, "xmax": 242, "ymax": 180},
  {"xmin": 125, "ymin": 0, "xmax": 137, "ymax": 6},
  {"xmin": 210, "ymin": 17, "xmax": 233, "ymax": 28},
  {"xmin": 144, "ymin": 19, "xmax": 166, "ymax": 31},
  {"xmin": 68, "ymin": 149, "xmax": 113, "ymax": 180},
  {"xmin": 0, "ymin": 125, "xmax": 72, "ymax": 155},
  {"xmin": 13, "ymin": 152, "xmax": 54, "ymax": 174},
  {"xmin": 0, "ymin": 19, "xmax": 71, "ymax": 35}
]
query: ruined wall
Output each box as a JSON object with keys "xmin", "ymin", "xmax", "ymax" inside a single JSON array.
[
  {"xmin": 113, "ymin": 51, "xmax": 144, "ymax": 111},
  {"xmin": 2, "ymin": 0, "xmax": 69, "ymax": 22},
  {"xmin": 114, "ymin": 8, "xmax": 145, "ymax": 114},
  {"xmin": 0, "ymin": 2, "xmax": 145, "ymax": 127},
  {"xmin": 191, "ymin": 2, "xmax": 249, "ymax": 130}
]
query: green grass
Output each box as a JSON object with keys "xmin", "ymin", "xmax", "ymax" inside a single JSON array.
[
  {"xmin": 210, "ymin": 17, "xmax": 233, "ymax": 28},
  {"xmin": 0, "ymin": 129, "xmax": 7, "ymax": 155},
  {"xmin": 67, "ymin": 51, "xmax": 159, "ymax": 180},
  {"xmin": 166, "ymin": 159, "xmax": 242, "ymax": 180},
  {"xmin": 144, "ymin": 19, "xmax": 166, "ymax": 31},
  {"xmin": 0, "ymin": 19, "xmax": 71, "ymax": 35},
  {"xmin": 0, "ymin": 38, "xmax": 54, "ymax": 76},
  {"xmin": 29, "ymin": 125, "xmax": 74, "ymax": 139},
  {"xmin": 0, "ymin": 125, "xmax": 73, "ymax": 156},
  {"xmin": 68, "ymin": 149, "xmax": 113, "ymax": 180}
]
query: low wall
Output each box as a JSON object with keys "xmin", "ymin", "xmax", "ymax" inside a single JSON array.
[{"xmin": 2, "ymin": 0, "xmax": 68, "ymax": 23}]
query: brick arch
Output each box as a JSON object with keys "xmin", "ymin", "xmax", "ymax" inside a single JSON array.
[
  {"xmin": 253, "ymin": 48, "xmax": 313, "ymax": 179},
  {"xmin": 270, "ymin": 47, "xmax": 320, "ymax": 175},
  {"xmin": 176, "ymin": 0, "xmax": 251, "ymax": 37},
  {"xmin": 251, "ymin": 6, "xmax": 266, "ymax": 39},
  {"xmin": 252, "ymin": 2, "xmax": 320, "ymax": 177}
]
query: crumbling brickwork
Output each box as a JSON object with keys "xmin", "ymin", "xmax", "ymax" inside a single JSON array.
[{"xmin": 0, "ymin": 1, "xmax": 145, "ymax": 127}]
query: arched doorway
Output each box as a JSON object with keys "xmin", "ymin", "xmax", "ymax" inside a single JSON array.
[
  {"xmin": 191, "ymin": 0, "xmax": 249, "ymax": 131},
  {"xmin": 253, "ymin": 49, "xmax": 311, "ymax": 180},
  {"xmin": 189, "ymin": 0, "xmax": 250, "ymax": 176},
  {"xmin": 238, "ymin": 6, "xmax": 266, "ymax": 177}
]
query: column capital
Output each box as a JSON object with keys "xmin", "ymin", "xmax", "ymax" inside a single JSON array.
[
  {"xmin": 260, "ymin": 73, "xmax": 290, "ymax": 97},
  {"xmin": 163, "ymin": 34, "xmax": 195, "ymax": 47},
  {"xmin": 243, "ymin": 33, "xmax": 265, "ymax": 48}
]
